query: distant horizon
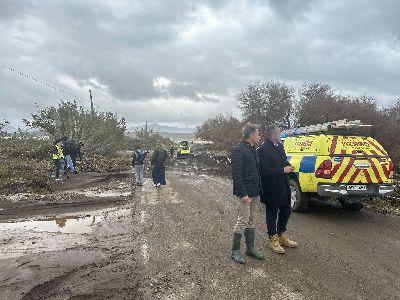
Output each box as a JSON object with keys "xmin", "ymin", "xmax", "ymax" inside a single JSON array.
[
  {"xmin": 4, "ymin": 121, "xmax": 197, "ymax": 134},
  {"xmin": 127, "ymin": 122, "xmax": 196, "ymax": 134}
]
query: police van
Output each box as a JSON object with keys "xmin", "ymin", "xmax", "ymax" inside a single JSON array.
[{"xmin": 281, "ymin": 120, "xmax": 395, "ymax": 211}]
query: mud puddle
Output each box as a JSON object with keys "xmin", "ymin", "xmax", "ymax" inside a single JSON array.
[
  {"xmin": 69, "ymin": 189, "xmax": 132, "ymax": 198},
  {"xmin": 0, "ymin": 214, "xmax": 104, "ymax": 234},
  {"xmin": 0, "ymin": 206, "xmax": 132, "ymax": 259}
]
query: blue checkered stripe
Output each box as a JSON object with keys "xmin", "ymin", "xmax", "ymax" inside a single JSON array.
[{"xmin": 286, "ymin": 155, "xmax": 317, "ymax": 177}]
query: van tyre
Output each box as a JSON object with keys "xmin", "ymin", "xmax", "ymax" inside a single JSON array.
[
  {"xmin": 289, "ymin": 179, "xmax": 310, "ymax": 212},
  {"xmin": 339, "ymin": 200, "xmax": 364, "ymax": 211}
]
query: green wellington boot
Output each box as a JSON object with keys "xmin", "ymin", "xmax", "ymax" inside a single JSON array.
[
  {"xmin": 244, "ymin": 228, "xmax": 265, "ymax": 260},
  {"xmin": 231, "ymin": 233, "xmax": 246, "ymax": 264}
]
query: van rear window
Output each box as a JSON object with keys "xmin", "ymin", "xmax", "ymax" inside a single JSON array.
[{"xmin": 329, "ymin": 136, "xmax": 388, "ymax": 156}]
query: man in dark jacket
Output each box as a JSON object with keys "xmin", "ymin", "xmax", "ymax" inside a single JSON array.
[
  {"xmin": 230, "ymin": 123, "xmax": 264, "ymax": 264},
  {"xmin": 61, "ymin": 136, "xmax": 77, "ymax": 176},
  {"xmin": 132, "ymin": 145, "xmax": 148, "ymax": 186},
  {"xmin": 258, "ymin": 125, "xmax": 297, "ymax": 254},
  {"xmin": 151, "ymin": 144, "xmax": 168, "ymax": 187}
]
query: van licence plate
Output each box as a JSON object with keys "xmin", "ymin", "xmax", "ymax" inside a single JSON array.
[{"xmin": 346, "ymin": 185, "xmax": 367, "ymax": 191}]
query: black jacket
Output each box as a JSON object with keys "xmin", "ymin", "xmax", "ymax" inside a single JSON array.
[
  {"xmin": 258, "ymin": 140, "xmax": 291, "ymax": 206},
  {"xmin": 151, "ymin": 148, "xmax": 168, "ymax": 167},
  {"xmin": 231, "ymin": 140, "xmax": 261, "ymax": 198},
  {"xmin": 61, "ymin": 140, "xmax": 73, "ymax": 156}
]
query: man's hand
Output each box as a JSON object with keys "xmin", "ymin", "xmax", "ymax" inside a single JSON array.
[
  {"xmin": 284, "ymin": 166, "xmax": 295, "ymax": 173},
  {"xmin": 241, "ymin": 195, "xmax": 251, "ymax": 204}
]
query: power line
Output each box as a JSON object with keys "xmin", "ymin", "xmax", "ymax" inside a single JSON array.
[{"xmin": 0, "ymin": 63, "xmax": 85, "ymax": 103}]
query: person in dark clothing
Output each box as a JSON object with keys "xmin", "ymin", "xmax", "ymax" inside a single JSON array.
[
  {"xmin": 132, "ymin": 145, "xmax": 148, "ymax": 186},
  {"xmin": 74, "ymin": 142, "xmax": 84, "ymax": 165},
  {"xmin": 230, "ymin": 123, "xmax": 264, "ymax": 264},
  {"xmin": 61, "ymin": 136, "xmax": 77, "ymax": 176},
  {"xmin": 151, "ymin": 144, "xmax": 168, "ymax": 187},
  {"xmin": 258, "ymin": 125, "xmax": 297, "ymax": 254},
  {"xmin": 169, "ymin": 145, "xmax": 174, "ymax": 158},
  {"xmin": 69, "ymin": 140, "xmax": 82, "ymax": 167}
]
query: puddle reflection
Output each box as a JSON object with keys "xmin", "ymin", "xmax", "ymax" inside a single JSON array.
[{"xmin": 0, "ymin": 215, "xmax": 104, "ymax": 234}]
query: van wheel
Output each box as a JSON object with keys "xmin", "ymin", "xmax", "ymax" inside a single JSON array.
[
  {"xmin": 339, "ymin": 200, "xmax": 364, "ymax": 211},
  {"xmin": 289, "ymin": 179, "xmax": 310, "ymax": 212}
]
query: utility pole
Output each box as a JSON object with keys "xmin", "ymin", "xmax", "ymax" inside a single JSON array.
[
  {"xmin": 89, "ymin": 90, "xmax": 94, "ymax": 113},
  {"xmin": 145, "ymin": 121, "xmax": 148, "ymax": 150}
]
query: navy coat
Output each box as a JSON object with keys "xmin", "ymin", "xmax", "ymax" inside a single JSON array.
[
  {"xmin": 258, "ymin": 140, "xmax": 291, "ymax": 206},
  {"xmin": 231, "ymin": 140, "xmax": 261, "ymax": 198}
]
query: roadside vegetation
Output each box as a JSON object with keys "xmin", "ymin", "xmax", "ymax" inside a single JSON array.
[
  {"xmin": 0, "ymin": 102, "xmax": 118, "ymax": 194},
  {"xmin": 23, "ymin": 100, "xmax": 127, "ymax": 156},
  {"xmin": 0, "ymin": 100, "xmax": 175, "ymax": 195},
  {"xmin": 0, "ymin": 133, "xmax": 52, "ymax": 194}
]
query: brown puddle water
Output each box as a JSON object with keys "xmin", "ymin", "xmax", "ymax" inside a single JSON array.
[{"xmin": 0, "ymin": 215, "xmax": 104, "ymax": 234}]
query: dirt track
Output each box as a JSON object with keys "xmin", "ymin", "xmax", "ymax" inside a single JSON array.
[{"xmin": 1, "ymin": 168, "xmax": 400, "ymax": 299}]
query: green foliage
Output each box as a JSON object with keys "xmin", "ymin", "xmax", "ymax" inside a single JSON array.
[{"xmin": 23, "ymin": 100, "xmax": 126, "ymax": 156}]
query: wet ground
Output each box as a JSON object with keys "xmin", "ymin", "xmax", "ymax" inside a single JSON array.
[{"xmin": 1, "ymin": 164, "xmax": 400, "ymax": 299}]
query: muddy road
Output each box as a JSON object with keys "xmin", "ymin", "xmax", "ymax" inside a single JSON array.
[{"xmin": 1, "ymin": 167, "xmax": 400, "ymax": 299}]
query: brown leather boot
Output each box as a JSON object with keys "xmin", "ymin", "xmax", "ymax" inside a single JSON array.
[
  {"xmin": 269, "ymin": 234, "xmax": 285, "ymax": 254},
  {"xmin": 279, "ymin": 232, "xmax": 298, "ymax": 248}
]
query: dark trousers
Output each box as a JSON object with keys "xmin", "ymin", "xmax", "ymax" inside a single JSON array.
[
  {"xmin": 152, "ymin": 164, "xmax": 166, "ymax": 185},
  {"xmin": 54, "ymin": 159, "xmax": 61, "ymax": 178},
  {"xmin": 265, "ymin": 202, "xmax": 291, "ymax": 236}
]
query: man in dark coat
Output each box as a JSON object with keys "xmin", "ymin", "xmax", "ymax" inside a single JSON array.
[
  {"xmin": 230, "ymin": 123, "xmax": 264, "ymax": 264},
  {"xmin": 61, "ymin": 136, "xmax": 77, "ymax": 176},
  {"xmin": 151, "ymin": 144, "xmax": 168, "ymax": 187},
  {"xmin": 258, "ymin": 125, "xmax": 298, "ymax": 254}
]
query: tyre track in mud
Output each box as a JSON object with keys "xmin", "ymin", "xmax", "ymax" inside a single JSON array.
[
  {"xmin": 21, "ymin": 249, "xmax": 140, "ymax": 300},
  {"xmin": 134, "ymin": 172, "xmax": 314, "ymax": 299}
]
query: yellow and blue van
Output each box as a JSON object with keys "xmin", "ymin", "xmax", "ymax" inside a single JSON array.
[{"xmin": 282, "ymin": 120, "xmax": 394, "ymax": 211}]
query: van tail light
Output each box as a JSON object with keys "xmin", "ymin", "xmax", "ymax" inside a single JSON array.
[
  {"xmin": 315, "ymin": 159, "xmax": 332, "ymax": 179},
  {"xmin": 388, "ymin": 161, "xmax": 394, "ymax": 179}
]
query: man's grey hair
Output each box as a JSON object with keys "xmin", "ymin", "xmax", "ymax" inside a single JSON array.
[
  {"xmin": 265, "ymin": 124, "xmax": 279, "ymax": 138},
  {"xmin": 242, "ymin": 123, "xmax": 259, "ymax": 140}
]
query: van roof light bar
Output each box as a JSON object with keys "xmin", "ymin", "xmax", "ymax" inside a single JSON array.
[{"xmin": 281, "ymin": 119, "xmax": 372, "ymax": 136}]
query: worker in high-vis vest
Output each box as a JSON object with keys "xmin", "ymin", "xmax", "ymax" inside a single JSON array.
[{"xmin": 50, "ymin": 140, "xmax": 64, "ymax": 180}]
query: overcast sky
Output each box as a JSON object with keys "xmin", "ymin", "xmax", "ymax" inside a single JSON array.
[{"xmin": 1, "ymin": 0, "xmax": 399, "ymax": 129}]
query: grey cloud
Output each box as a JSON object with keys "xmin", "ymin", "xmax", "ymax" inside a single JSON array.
[
  {"xmin": 1, "ymin": 0, "xmax": 399, "ymax": 128},
  {"xmin": 267, "ymin": 0, "xmax": 318, "ymax": 20},
  {"xmin": 165, "ymin": 81, "xmax": 219, "ymax": 103}
]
